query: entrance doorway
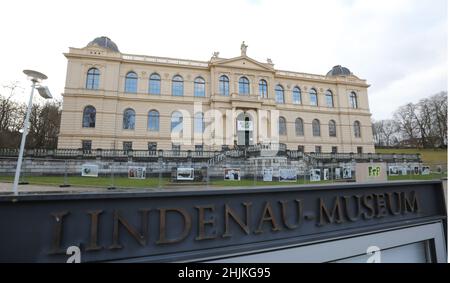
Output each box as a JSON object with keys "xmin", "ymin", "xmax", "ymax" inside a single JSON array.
[{"xmin": 236, "ymin": 112, "xmax": 254, "ymax": 146}]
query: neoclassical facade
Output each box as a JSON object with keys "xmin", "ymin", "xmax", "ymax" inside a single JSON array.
[{"xmin": 58, "ymin": 36, "xmax": 375, "ymax": 153}]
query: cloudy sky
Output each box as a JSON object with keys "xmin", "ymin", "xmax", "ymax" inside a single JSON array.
[{"xmin": 0, "ymin": 0, "xmax": 447, "ymax": 119}]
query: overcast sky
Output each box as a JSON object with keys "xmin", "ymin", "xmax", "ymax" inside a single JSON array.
[{"xmin": 0, "ymin": 0, "xmax": 447, "ymax": 119}]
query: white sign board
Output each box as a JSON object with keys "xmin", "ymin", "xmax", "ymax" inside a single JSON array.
[
  {"xmin": 421, "ymin": 166, "xmax": 430, "ymax": 175},
  {"xmin": 177, "ymin": 168, "xmax": 194, "ymax": 181},
  {"xmin": 343, "ymin": 167, "xmax": 353, "ymax": 179},
  {"xmin": 355, "ymin": 163, "xmax": 387, "ymax": 183},
  {"xmin": 388, "ymin": 166, "xmax": 399, "ymax": 176},
  {"xmin": 263, "ymin": 168, "xmax": 273, "ymax": 182},
  {"xmin": 401, "ymin": 166, "xmax": 408, "ymax": 176},
  {"xmin": 310, "ymin": 169, "xmax": 321, "ymax": 182},
  {"xmin": 81, "ymin": 164, "xmax": 99, "ymax": 177},
  {"xmin": 279, "ymin": 168, "xmax": 297, "ymax": 182},
  {"xmin": 323, "ymin": 168, "xmax": 329, "ymax": 181},
  {"xmin": 224, "ymin": 168, "xmax": 241, "ymax": 181},
  {"xmin": 128, "ymin": 166, "xmax": 146, "ymax": 179},
  {"xmin": 237, "ymin": 120, "xmax": 253, "ymax": 131},
  {"xmin": 335, "ymin": 168, "xmax": 341, "ymax": 180}
]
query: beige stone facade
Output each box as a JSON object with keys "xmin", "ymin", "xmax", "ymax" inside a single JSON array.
[{"xmin": 58, "ymin": 37, "xmax": 375, "ymax": 153}]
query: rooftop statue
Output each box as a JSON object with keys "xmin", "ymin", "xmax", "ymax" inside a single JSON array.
[{"xmin": 241, "ymin": 41, "xmax": 248, "ymax": 56}]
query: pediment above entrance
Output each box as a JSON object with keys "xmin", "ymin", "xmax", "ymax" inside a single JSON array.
[{"xmin": 210, "ymin": 56, "xmax": 275, "ymax": 72}]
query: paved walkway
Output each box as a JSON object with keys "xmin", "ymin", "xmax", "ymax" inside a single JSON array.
[
  {"xmin": 0, "ymin": 180, "xmax": 301, "ymax": 195},
  {"xmin": 0, "ymin": 181, "xmax": 109, "ymax": 194}
]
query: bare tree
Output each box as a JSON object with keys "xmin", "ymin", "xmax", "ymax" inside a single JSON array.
[
  {"xmin": 372, "ymin": 119, "xmax": 399, "ymax": 147},
  {"xmin": 391, "ymin": 91, "xmax": 447, "ymax": 148},
  {"xmin": 0, "ymin": 81, "xmax": 62, "ymax": 149},
  {"xmin": 394, "ymin": 103, "xmax": 419, "ymax": 147}
]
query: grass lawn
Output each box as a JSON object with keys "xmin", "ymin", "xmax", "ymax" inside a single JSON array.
[
  {"xmin": 0, "ymin": 175, "xmax": 170, "ymax": 188},
  {"xmin": 375, "ymin": 148, "xmax": 447, "ymax": 165},
  {"xmin": 0, "ymin": 174, "xmax": 445, "ymax": 189}
]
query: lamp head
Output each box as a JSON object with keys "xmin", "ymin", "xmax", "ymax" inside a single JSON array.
[
  {"xmin": 23, "ymin": 69, "xmax": 47, "ymax": 83},
  {"xmin": 37, "ymin": 86, "xmax": 52, "ymax": 99}
]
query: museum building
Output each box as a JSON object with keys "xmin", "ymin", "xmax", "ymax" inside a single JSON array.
[{"xmin": 58, "ymin": 36, "xmax": 375, "ymax": 153}]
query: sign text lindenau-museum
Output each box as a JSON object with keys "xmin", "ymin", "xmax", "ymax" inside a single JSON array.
[{"xmin": 48, "ymin": 190, "xmax": 419, "ymax": 256}]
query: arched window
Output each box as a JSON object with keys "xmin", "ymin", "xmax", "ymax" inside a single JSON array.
[
  {"xmin": 239, "ymin": 76, "xmax": 250, "ymax": 95},
  {"xmin": 259, "ymin": 79, "xmax": 268, "ymax": 98},
  {"xmin": 125, "ymin": 71, "xmax": 138, "ymax": 93},
  {"xmin": 295, "ymin": 118, "xmax": 304, "ymax": 136},
  {"xmin": 292, "ymin": 87, "xmax": 301, "ymax": 104},
  {"xmin": 309, "ymin": 88, "xmax": 318, "ymax": 106},
  {"xmin": 329, "ymin": 120, "xmax": 337, "ymax": 137},
  {"xmin": 194, "ymin": 77, "xmax": 206, "ymax": 97},
  {"xmin": 349, "ymin": 92, "xmax": 358, "ymax": 108},
  {"xmin": 86, "ymin": 68, "xmax": 100, "ymax": 90},
  {"xmin": 82, "ymin": 106, "xmax": 96, "ymax": 128},
  {"xmin": 123, "ymin": 108, "xmax": 136, "ymax": 129},
  {"xmin": 171, "ymin": 111, "xmax": 183, "ymax": 133},
  {"xmin": 312, "ymin": 119, "xmax": 321, "ymax": 137},
  {"xmin": 172, "ymin": 75, "xmax": 184, "ymax": 96},
  {"xmin": 194, "ymin": 112, "xmax": 205, "ymax": 133},
  {"xmin": 275, "ymin": 85, "xmax": 284, "ymax": 104},
  {"xmin": 279, "ymin": 116, "xmax": 287, "ymax": 135},
  {"xmin": 149, "ymin": 73, "xmax": 161, "ymax": 95},
  {"xmin": 219, "ymin": 75, "xmax": 229, "ymax": 96},
  {"xmin": 354, "ymin": 121, "xmax": 361, "ymax": 138},
  {"xmin": 325, "ymin": 90, "xmax": 334, "ymax": 107},
  {"xmin": 148, "ymin": 110, "xmax": 159, "ymax": 131}
]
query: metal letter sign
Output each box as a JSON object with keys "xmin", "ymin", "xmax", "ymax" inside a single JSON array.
[{"xmin": 0, "ymin": 181, "xmax": 446, "ymax": 262}]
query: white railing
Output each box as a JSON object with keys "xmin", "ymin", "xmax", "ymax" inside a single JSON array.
[{"xmin": 122, "ymin": 54, "xmax": 209, "ymax": 68}]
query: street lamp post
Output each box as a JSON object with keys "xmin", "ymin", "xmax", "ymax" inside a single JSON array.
[{"xmin": 12, "ymin": 70, "xmax": 52, "ymax": 196}]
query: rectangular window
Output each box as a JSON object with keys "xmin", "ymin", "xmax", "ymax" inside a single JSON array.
[
  {"xmin": 331, "ymin": 146, "xmax": 338, "ymax": 153},
  {"xmin": 315, "ymin": 146, "xmax": 322, "ymax": 153},
  {"xmin": 149, "ymin": 78, "xmax": 161, "ymax": 95},
  {"xmin": 82, "ymin": 140, "xmax": 92, "ymax": 152},
  {"xmin": 357, "ymin": 146, "xmax": 363, "ymax": 154},
  {"xmin": 326, "ymin": 95, "xmax": 334, "ymax": 107},
  {"xmin": 172, "ymin": 143, "xmax": 181, "ymax": 156},
  {"xmin": 123, "ymin": 141, "xmax": 133, "ymax": 152},
  {"xmin": 298, "ymin": 145, "xmax": 304, "ymax": 153},
  {"xmin": 310, "ymin": 94, "xmax": 318, "ymax": 106},
  {"xmin": 195, "ymin": 144, "xmax": 203, "ymax": 155},
  {"xmin": 148, "ymin": 142, "xmax": 157, "ymax": 151}
]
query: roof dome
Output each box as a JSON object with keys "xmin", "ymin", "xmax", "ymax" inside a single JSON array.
[
  {"xmin": 326, "ymin": 65, "xmax": 352, "ymax": 77},
  {"xmin": 87, "ymin": 36, "xmax": 119, "ymax": 52}
]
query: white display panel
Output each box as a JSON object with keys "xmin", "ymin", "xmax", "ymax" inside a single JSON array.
[{"xmin": 207, "ymin": 222, "xmax": 446, "ymax": 263}]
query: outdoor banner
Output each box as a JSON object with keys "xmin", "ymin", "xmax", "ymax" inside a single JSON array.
[
  {"xmin": 81, "ymin": 164, "xmax": 99, "ymax": 177},
  {"xmin": 263, "ymin": 168, "xmax": 273, "ymax": 182},
  {"xmin": 279, "ymin": 168, "xmax": 297, "ymax": 182},
  {"xmin": 310, "ymin": 169, "xmax": 321, "ymax": 182},
  {"xmin": 356, "ymin": 163, "xmax": 387, "ymax": 183},
  {"xmin": 128, "ymin": 166, "xmax": 146, "ymax": 179},
  {"xmin": 177, "ymin": 168, "xmax": 194, "ymax": 181},
  {"xmin": 388, "ymin": 166, "xmax": 399, "ymax": 176},
  {"xmin": 224, "ymin": 168, "xmax": 241, "ymax": 181},
  {"xmin": 343, "ymin": 167, "xmax": 352, "ymax": 179},
  {"xmin": 335, "ymin": 167, "xmax": 341, "ymax": 179},
  {"xmin": 323, "ymin": 168, "xmax": 329, "ymax": 181},
  {"xmin": 421, "ymin": 166, "xmax": 430, "ymax": 175},
  {"xmin": 237, "ymin": 120, "xmax": 253, "ymax": 131},
  {"xmin": 400, "ymin": 166, "xmax": 408, "ymax": 176}
]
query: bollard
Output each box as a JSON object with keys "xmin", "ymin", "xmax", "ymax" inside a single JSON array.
[
  {"xmin": 59, "ymin": 160, "xmax": 71, "ymax": 187},
  {"xmin": 18, "ymin": 157, "xmax": 29, "ymax": 185}
]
